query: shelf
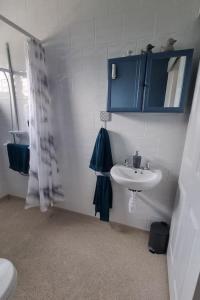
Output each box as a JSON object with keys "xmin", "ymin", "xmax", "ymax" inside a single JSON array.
[{"xmin": 9, "ymin": 131, "xmax": 28, "ymax": 135}]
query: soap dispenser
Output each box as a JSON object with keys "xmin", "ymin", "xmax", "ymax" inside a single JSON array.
[{"xmin": 133, "ymin": 151, "xmax": 141, "ymax": 168}]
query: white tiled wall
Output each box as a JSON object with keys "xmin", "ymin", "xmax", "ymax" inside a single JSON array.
[
  {"xmin": 0, "ymin": 104, "xmax": 8, "ymax": 198},
  {"xmin": 0, "ymin": 0, "xmax": 200, "ymax": 230},
  {"xmin": 0, "ymin": 73, "xmax": 29, "ymax": 198}
]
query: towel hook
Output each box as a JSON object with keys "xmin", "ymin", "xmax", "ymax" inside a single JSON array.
[{"xmin": 100, "ymin": 111, "xmax": 111, "ymax": 129}]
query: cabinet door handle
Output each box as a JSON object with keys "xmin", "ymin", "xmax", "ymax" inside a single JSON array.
[{"xmin": 112, "ymin": 64, "xmax": 117, "ymax": 79}]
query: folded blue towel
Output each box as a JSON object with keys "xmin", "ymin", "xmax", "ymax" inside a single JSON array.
[
  {"xmin": 7, "ymin": 143, "xmax": 30, "ymax": 175},
  {"xmin": 89, "ymin": 128, "xmax": 113, "ymax": 172}
]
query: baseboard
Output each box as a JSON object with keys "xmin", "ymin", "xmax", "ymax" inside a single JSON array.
[
  {"xmin": 0, "ymin": 194, "xmax": 9, "ymax": 200},
  {"xmin": 55, "ymin": 206, "xmax": 148, "ymax": 234},
  {"xmin": 2, "ymin": 195, "xmax": 147, "ymax": 234}
]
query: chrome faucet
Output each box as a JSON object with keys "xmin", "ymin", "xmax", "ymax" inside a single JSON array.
[
  {"xmin": 124, "ymin": 159, "xmax": 129, "ymax": 167},
  {"xmin": 145, "ymin": 161, "xmax": 150, "ymax": 170}
]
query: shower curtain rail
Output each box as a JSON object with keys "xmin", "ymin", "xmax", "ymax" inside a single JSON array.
[
  {"xmin": 0, "ymin": 14, "xmax": 41, "ymax": 43},
  {"xmin": 0, "ymin": 67, "xmax": 26, "ymax": 76}
]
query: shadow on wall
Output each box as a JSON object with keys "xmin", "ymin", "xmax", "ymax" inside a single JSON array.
[{"xmin": 45, "ymin": 34, "xmax": 97, "ymax": 214}]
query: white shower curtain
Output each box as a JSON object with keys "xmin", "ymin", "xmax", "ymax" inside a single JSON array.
[{"xmin": 25, "ymin": 39, "xmax": 64, "ymax": 212}]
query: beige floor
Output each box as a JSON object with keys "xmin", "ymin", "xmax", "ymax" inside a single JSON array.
[{"xmin": 0, "ymin": 196, "xmax": 169, "ymax": 300}]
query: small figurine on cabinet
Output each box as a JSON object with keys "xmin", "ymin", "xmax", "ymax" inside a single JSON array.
[
  {"xmin": 141, "ymin": 43, "xmax": 155, "ymax": 54},
  {"xmin": 161, "ymin": 38, "xmax": 177, "ymax": 52}
]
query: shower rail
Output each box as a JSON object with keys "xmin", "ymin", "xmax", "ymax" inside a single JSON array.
[
  {"xmin": 0, "ymin": 14, "xmax": 41, "ymax": 43},
  {"xmin": 0, "ymin": 67, "xmax": 26, "ymax": 77}
]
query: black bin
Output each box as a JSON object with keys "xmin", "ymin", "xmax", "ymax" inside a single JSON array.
[{"xmin": 148, "ymin": 222, "xmax": 169, "ymax": 254}]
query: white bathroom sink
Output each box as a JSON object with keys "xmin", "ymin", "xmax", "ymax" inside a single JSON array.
[{"xmin": 111, "ymin": 164, "xmax": 162, "ymax": 191}]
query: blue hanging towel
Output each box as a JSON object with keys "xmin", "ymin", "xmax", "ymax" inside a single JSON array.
[
  {"xmin": 93, "ymin": 176, "xmax": 112, "ymax": 222},
  {"xmin": 89, "ymin": 128, "xmax": 113, "ymax": 172},
  {"xmin": 7, "ymin": 143, "xmax": 30, "ymax": 175},
  {"xmin": 90, "ymin": 128, "xmax": 113, "ymax": 221}
]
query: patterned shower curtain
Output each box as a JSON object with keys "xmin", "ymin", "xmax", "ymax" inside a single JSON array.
[{"xmin": 25, "ymin": 39, "xmax": 64, "ymax": 212}]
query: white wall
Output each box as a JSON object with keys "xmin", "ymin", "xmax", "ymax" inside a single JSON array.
[
  {"xmin": 0, "ymin": 0, "xmax": 200, "ymax": 230},
  {"xmin": 0, "ymin": 147, "xmax": 7, "ymax": 198},
  {"xmin": 0, "ymin": 73, "xmax": 29, "ymax": 198}
]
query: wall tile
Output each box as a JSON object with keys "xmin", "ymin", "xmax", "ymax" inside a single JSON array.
[
  {"xmin": 95, "ymin": 16, "xmax": 123, "ymax": 45},
  {"xmin": 122, "ymin": 8, "xmax": 156, "ymax": 41},
  {"xmin": 107, "ymin": 42, "xmax": 137, "ymax": 58},
  {"xmin": 70, "ymin": 19, "xmax": 95, "ymax": 49}
]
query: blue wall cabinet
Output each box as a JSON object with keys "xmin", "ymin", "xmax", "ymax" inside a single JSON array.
[
  {"xmin": 143, "ymin": 49, "xmax": 193, "ymax": 112},
  {"xmin": 107, "ymin": 55, "xmax": 146, "ymax": 112},
  {"xmin": 107, "ymin": 49, "xmax": 193, "ymax": 113}
]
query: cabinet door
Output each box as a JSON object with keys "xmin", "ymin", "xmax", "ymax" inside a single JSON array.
[
  {"xmin": 143, "ymin": 49, "xmax": 193, "ymax": 113},
  {"xmin": 107, "ymin": 55, "xmax": 146, "ymax": 112}
]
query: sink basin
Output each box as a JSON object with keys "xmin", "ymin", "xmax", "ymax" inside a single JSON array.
[{"xmin": 111, "ymin": 164, "xmax": 162, "ymax": 191}]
